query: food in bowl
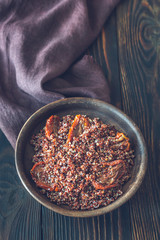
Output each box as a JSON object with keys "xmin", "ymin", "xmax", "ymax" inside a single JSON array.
[{"xmin": 30, "ymin": 114, "xmax": 135, "ymax": 210}]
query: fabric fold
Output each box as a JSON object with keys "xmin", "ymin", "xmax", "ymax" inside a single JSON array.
[{"xmin": 0, "ymin": 0, "xmax": 120, "ymax": 148}]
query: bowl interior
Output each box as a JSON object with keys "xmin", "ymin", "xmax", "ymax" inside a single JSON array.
[{"xmin": 15, "ymin": 98, "xmax": 147, "ymax": 217}]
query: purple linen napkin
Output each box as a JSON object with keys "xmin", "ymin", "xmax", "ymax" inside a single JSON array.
[{"xmin": 0, "ymin": 0, "xmax": 120, "ymax": 148}]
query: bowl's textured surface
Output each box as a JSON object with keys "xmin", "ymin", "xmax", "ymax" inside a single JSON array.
[{"xmin": 15, "ymin": 98, "xmax": 147, "ymax": 217}]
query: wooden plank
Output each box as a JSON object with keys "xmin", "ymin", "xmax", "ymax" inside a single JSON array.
[
  {"xmin": 88, "ymin": 12, "xmax": 122, "ymax": 108},
  {"xmin": 3, "ymin": 0, "xmax": 160, "ymax": 239},
  {"xmin": 116, "ymin": 0, "xmax": 160, "ymax": 239},
  {"xmin": 99, "ymin": 10, "xmax": 132, "ymax": 240},
  {"xmin": 0, "ymin": 132, "xmax": 42, "ymax": 240},
  {"xmin": 41, "ymin": 9, "xmax": 124, "ymax": 240}
]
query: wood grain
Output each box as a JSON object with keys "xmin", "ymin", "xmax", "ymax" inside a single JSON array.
[
  {"xmin": 0, "ymin": 0, "xmax": 160, "ymax": 239},
  {"xmin": 0, "ymin": 132, "xmax": 42, "ymax": 240},
  {"xmin": 88, "ymin": 11, "xmax": 122, "ymax": 108},
  {"xmin": 117, "ymin": 0, "xmax": 160, "ymax": 239}
]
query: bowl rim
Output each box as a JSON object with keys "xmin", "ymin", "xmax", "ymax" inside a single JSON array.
[{"xmin": 15, "ymin": 97, "xmax": 148, "ymax": 217}]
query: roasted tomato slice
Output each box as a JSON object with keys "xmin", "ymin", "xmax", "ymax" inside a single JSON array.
[
  {"xmin": 91, "ymin": 181, "xmax": 118, "ymax": 190},
  {"xmin": 30, "ymin": 162, "xmax": 55, "ymax": 191},
  {"xmin": 45, "ymin": 115, "xmax": 60, "ymax": 139},
  {"xmin": 114, "ymin": 132, "xmax": 130, "ymax": 151},
  {"xmin": 66, "ymin": 115, "xmax": 90, "ymax": 143},
  {"xmin": 116, "ymin": 132, "xmax": 129, "ymax": 141},
  {"xmin": 105, "ymin": 159, "xmax": 124, "ymax": 166},
  {"xmin": 92, "ymin": 160, "xmax": 126, "ymax": 190}
]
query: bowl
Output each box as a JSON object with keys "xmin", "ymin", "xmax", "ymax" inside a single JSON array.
[{"xmin": 15, "ymin": 97, "xmax": 147, "ymax": 217}]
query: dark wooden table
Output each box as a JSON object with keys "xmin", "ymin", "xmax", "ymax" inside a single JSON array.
[{"xmin": 0, "ymin": 0, "xmax": 160, "ymax": 239}]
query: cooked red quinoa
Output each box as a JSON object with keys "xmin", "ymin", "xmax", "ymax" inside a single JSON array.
[{"xmin": 30, "ymin": 114, "xmax": 134, "ymax": 210}]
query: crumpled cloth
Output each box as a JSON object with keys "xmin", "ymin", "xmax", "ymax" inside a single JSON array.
[{"xmin": 0, "ymin": 0, "xmax": 120, "ymax": 148}]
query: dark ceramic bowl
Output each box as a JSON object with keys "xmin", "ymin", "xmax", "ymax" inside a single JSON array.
[{"xmin": 15, "ymin": 98, "xmax": 147, "ymax": 217}]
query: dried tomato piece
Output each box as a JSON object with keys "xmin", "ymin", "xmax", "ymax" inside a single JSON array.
[
  {"xmin": 107, "ymin": 162, "xmax": 126, "ymax": 181},
  {"xmin": 92, "ymin": 160, "xmax": 127, "ymax": 190},
  {"xmin": 66, "ymin": 115, "xmax": 90, "ymax": 143},
  {"xmin": 125, "ymin": 141, "xmax": 130, "ymax": 151},
  {"xmin": 45, "ymin": 115, "xmax": 60, "ymax": 139},
  {"xmin": 92, "ymin": 180, "xmax": 117, "ymax": 190},
  {"xmin": 116, "ymin": 132, "xmax": 129, "ymax": 141},
  {"xmin": 105, "ymin": 159, "xmax": 124, "ymax": 166},
  {"xmin": 115, "ymin": 132, "xmax": 130, "ymax": 151},
  {"xmin": 30, "ymin": 162, "xmax": 55, "ymax": 191}
]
